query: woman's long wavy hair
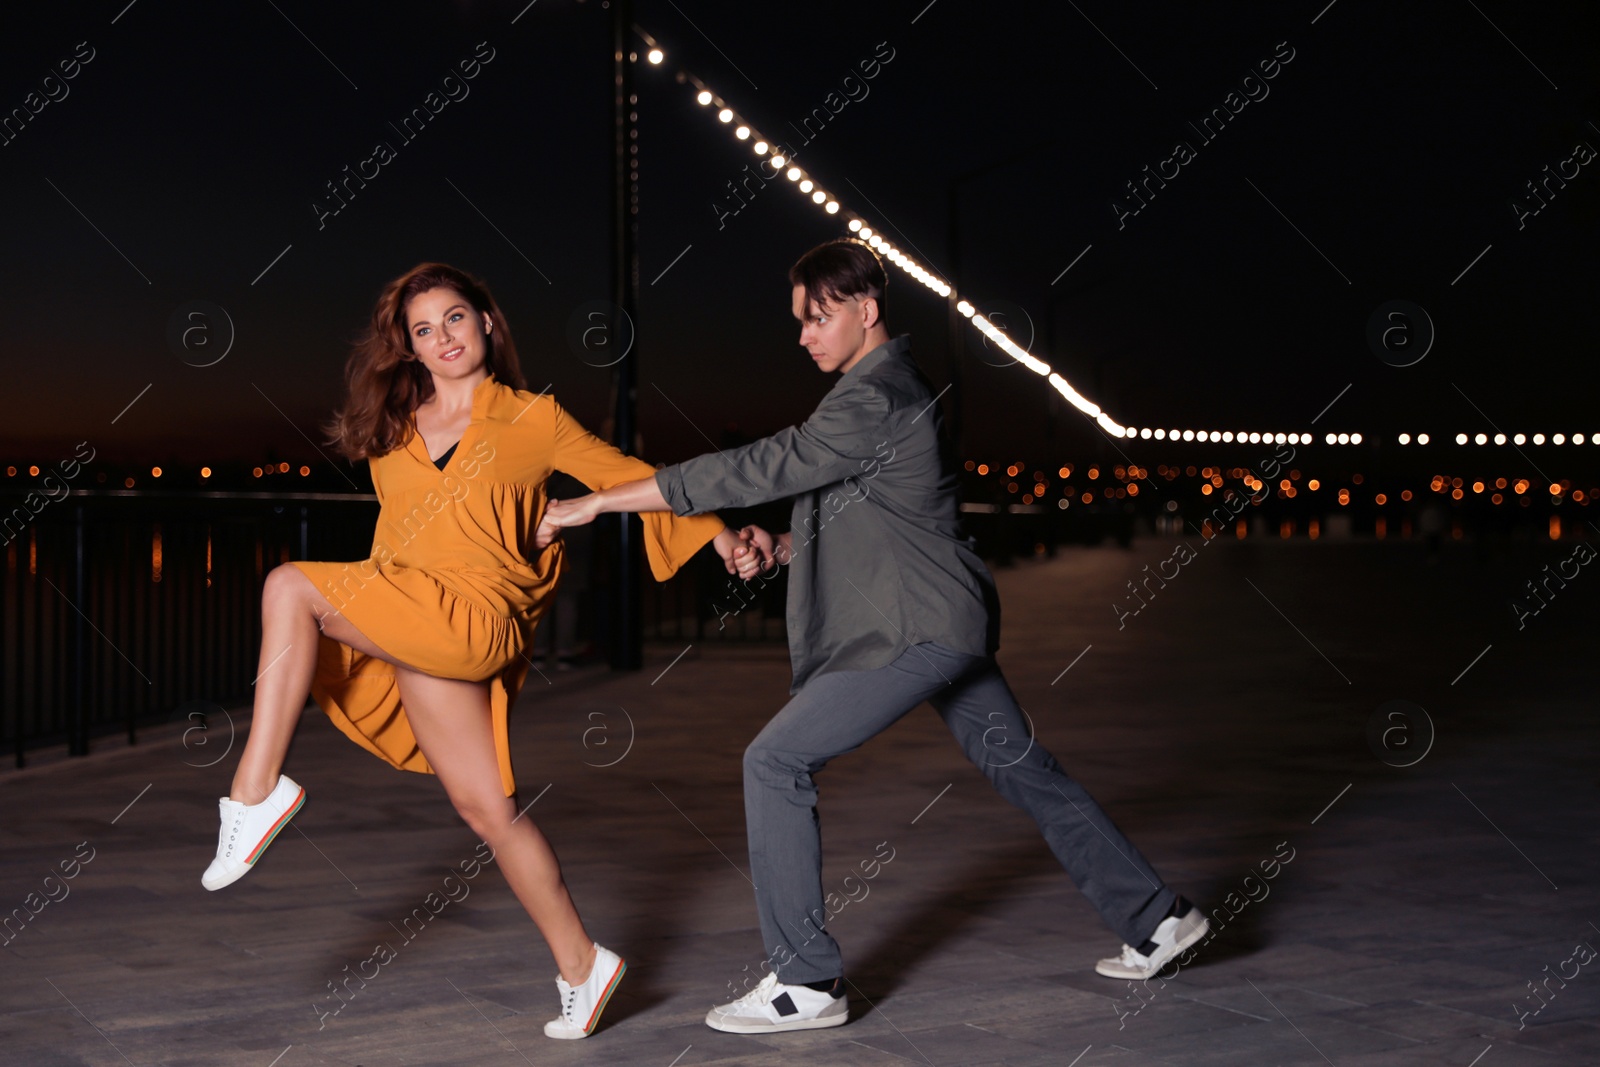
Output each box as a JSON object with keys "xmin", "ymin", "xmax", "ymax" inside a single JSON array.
[{"xmin": 326, "ymin": 263, "xmax": 527, "ymax": 460}]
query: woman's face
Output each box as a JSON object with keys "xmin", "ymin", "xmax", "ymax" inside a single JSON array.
[{"xmin": 404, "ymin": 287, "xmax": 492, "ymax": 383}]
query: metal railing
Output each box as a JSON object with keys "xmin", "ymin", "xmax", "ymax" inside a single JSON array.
[{"xmin": 0, "ymin": 490, "xmax": 788, "ymax": 766}]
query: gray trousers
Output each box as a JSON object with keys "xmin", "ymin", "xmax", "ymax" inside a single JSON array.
[{"xmin": 743, "ymin": 641, "xmax": 1175, "ymax": 983}]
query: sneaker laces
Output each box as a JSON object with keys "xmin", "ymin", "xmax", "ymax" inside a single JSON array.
[
  {"xmin": 1112, "ymin": 942, "xmax": 1149, "ymax": 967},
  {"xmin": 220, "ymin": 805, "xmax": 245, "ymax": 860},
  {"xmin": 730, "ymin": 972, "xmax": 780, "ymax": 1007}
]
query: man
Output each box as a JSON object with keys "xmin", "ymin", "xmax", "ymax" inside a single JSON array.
[{"xmin": 544, "ymin": 239, "xmax": 1205, "ymax": 1034}]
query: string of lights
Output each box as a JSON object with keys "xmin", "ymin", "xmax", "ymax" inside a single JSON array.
[
  {"xmin": 631, "ymin": 29, "xmax": 1360, "ymax": 448},
  {"xmin": 1402, "ymin": 432, "xmax": 1600, "ymax": 447}
]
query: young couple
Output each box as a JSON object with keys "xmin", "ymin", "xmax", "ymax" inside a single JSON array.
[{"xmin": 205, "ymin": 243, "xmax": 1203, "ymax": 1044}]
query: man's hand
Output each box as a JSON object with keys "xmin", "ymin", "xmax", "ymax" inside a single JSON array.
[
  {"xmin": 713, "ymin": 527, "xmax": 767, "ymax": 579},
  {"xmin": 738, "ymin": 525, "xmax": 783, "ymax": 572},
  {"xmin": 544, "ymin": 494, "xmax": 604, "ymax": 530}
]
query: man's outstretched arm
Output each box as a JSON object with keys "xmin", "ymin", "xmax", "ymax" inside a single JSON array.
[{"xmin": 544, "ymin": 478, "xmax": 777, "ymax": 576}]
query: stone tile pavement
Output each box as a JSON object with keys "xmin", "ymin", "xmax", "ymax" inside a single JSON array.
[{"xmin": 2, "ymin": 538, "xmax": 1596, "ymax": 1065}]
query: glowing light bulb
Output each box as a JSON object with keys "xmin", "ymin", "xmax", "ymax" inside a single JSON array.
[
  {"xmin": 754, "ymin": 141, "xmax": 768, "ymax": 154},
  {"xmin": 1398, "ymin": 433, "xmax": 1411, "ymax": 445},
  {"xmin": 786, "ymin": 167, "xmax": 801, "ymax": 181},
  {"xmin": 1455, "ymin": 433, "xmax": 1468, "ymax": 445},
  {"xmin": 770, "ymin": 154, "xmax": 785, "ymax": 167},
  {"xmin": 735, "ymin": 126, "xmax": 750, "ymax": 140},
  {"xmin": 1417, "ymin": 433, "xmax": 1429, "ymax": 445},
  {"xmin": 848, "ymin": 219, "xmax": 862, "ymax": 231},
  {"xmin": 696, "ymin": 90, "xmax": 712, "ymax": 105},
  {"xmin": 825, "ymin": 201, "xmax": 839, "ymax": 213},
  {"xmin": 647, "ymin": 48, "xmax": 664, "ymax": 64},
  {"xmin": 717, "ymin": 108, "xmax": 733, "ymax": 123}
]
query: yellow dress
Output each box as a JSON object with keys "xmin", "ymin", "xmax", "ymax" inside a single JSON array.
[{"xmin": 290, "ymin": 373, "xmax": 722, "ymax": 796}]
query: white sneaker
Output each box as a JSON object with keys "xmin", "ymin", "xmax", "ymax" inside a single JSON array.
[
  {"xmin": 544, "ymin": 944, "xmax": 626, "ymax": 1039},
  {"xmin": 705, "ymin": 972, "xmax": 849, "ymax": 1033},
  {"xmin": 1095, "ymin": 896, "xmax": 1209, "ymax": 979},
  {"xmin": 201, "ymin": 775, "xmax": 305, "ymax": 891}
]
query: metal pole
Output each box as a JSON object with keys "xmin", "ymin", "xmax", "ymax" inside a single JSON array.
[
  {"xmin": 71, "ymin": 504, "xmax": 87, "ymax": 755},
  {"xmin": 610, "ymin": 0, "xmax": 642, "ymax": 670}
]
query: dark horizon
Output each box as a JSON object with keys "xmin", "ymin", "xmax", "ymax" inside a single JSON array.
[{"xmin": 4, "ymin": 0, "xmax": 1597, "ymax": 470}]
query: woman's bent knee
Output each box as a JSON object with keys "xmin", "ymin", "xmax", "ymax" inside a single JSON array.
[
  {"xmin": 262, "ymin": 563, "xmax": 309, "ymax": 607},
  {"xmin": 451, "ymin": 794, "xmax": 515, "ymax": 841}
]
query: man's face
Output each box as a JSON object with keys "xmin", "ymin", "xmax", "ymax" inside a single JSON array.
[{"xmin": 793, "ymin": 284, "xmax": 871, "ymax": 375}]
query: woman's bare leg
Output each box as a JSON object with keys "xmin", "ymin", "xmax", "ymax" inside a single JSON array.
[
  {"xmin": 227, "ymin": 566, "xmax": 595, "ymax": 980},
  {"xmin": 230, "ymin": 563, "xmax": 397, "ymax": 805},
  {"xmin": 394, "ymin": 665, "xmax": 597, "ymax": 986}
]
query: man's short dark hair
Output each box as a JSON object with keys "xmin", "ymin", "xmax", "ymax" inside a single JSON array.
[{"xmin": 789, "ymin": 239, "xmax": 888, "ymax": 324}]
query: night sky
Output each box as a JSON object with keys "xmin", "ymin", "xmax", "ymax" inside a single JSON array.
[{"xmin": 4, "ymin": 0, "xmax": 1597, "ymax": 473}]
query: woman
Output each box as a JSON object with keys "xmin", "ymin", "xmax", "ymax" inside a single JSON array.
[{"xmin": 203, "ymin": 262, "xmax": 763, "ymax": 1040}]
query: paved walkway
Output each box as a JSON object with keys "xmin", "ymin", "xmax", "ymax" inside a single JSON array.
[{"xmin": 2, "ymin": 537, "xmax": 1596, "ymax": 1066}]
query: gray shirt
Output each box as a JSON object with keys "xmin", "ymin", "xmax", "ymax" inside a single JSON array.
[{"xmin": 655, "ymin": 335, "xmax": 1000, "ymax": 692}]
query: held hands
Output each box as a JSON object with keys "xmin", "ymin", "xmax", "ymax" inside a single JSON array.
[
  {"xmin": 713, "ymin": 524, "xmax": 783, "ymax": 578},
  {"xmin": 544, "ymin": 494, "xmax": 604, "ymax": 530},
  {"xmin": 539, "ymin": 494, "xmax": 785, "ymax": 579},
  {"xmin": 535, "ymin": 493, "xmax": 604, "ymax": 552},
  {"xmin": 534, "ymin": 515, "xmax": 562, "ymax": 550}
]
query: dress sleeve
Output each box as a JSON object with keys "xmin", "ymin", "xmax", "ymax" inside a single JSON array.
[
  {"xmin": 550, "ymin": 399, "xmax": 725, "ymax": 581},
  {"xmin": 656, "ymin": 377, "xmax": 890, "ymax": 514}
]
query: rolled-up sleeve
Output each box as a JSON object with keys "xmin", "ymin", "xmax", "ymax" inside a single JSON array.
[{"xmin": 656, "ymin": 379, "xmax": 889, "ymax": 515}]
